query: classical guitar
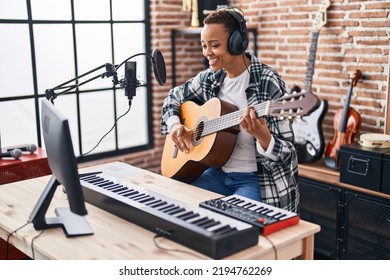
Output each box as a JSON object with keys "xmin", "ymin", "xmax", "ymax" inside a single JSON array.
[
  {"xmin": 161, "ymin": 91, "xmax": 320, "ymax": 183},
  {"xmin": 291, "ymin": 0, "xmax": 330, "ymax": 163},
  {"xmin": 324, "ymin": 70, "xmax": 362, "ymax": 170}
]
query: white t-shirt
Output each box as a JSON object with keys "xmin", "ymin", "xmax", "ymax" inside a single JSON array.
[
  {"xmin": 218, "ymin": 70, "xmax": 258, "ymax": 173},
  {"xmin": 166, "ymin": 70, "xmax": 278, "ymax": 173}
]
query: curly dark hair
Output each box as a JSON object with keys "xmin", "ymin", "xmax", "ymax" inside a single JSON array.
[{"xmin": 203, "ymin": 9, "xmax": 240, "ymax": 35}]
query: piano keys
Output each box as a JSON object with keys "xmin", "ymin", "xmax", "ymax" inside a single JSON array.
[
  {"xmin": 200, "ymin": 195, "xmax": 300, "ymax": 236},
  {"xmin": 79, "ymin": 172, "xmax": 259, "ymax": 259}
]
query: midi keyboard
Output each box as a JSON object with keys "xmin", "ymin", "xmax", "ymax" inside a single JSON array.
[
  {"xmin": 79, "ymin": 171, "xmax": 259, "ymax": 259},
  {"xmin": 200, "ymin": 195, "xmax": 299, "ymax": 236}
]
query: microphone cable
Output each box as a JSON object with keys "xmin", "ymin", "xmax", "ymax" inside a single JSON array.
[
  {"xmin": 264, "ymin": 235, "xmax": 278, "ymax": 260},
  {"xmin": 77, "ymin": 104, "xmax": 131, "ymax": 159},
  {"xmin": 5, "ymin": 221, "xmax": 29, "ymax": 260},
  {"xmin": 152, "ymin": 232, "xmax": 201, "ymax": 258},
  {"xmin": 30, "ymin": 229, "xmax": 45, "ymax": 260}
]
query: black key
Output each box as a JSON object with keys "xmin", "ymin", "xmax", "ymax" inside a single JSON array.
[
  {"xmin": 168, "ymin": 208, "xmax": 186, "ymax": 215},
  {"xmin": 127, "ymin": 192, "xmax": 144, "ymax": 199},
  {"xmin": 190, "ymin": 217, "xmax": 208, "ymax": 225},
  {"xmin": 150, "ymin": 201, "xmax": 168, "ymax": 208},
  {"xmin": 253, "ymin": 206, "xmax": 266, "ymax": 212},
  {"xmin": 211, "ymin": 225, "xmax": 232, "ymax": 234},
  {"xmin": 146, "ymin": 199, "xmax": 163, "ymax": 206},
  {"xmin": 111, "ymin": 187, "xmax": 128, "ymax": 193},
  {"xmin": 196, "ymin": 218, "xmax": 214, "ymax": 227},
  {"xmin": 122, "ymin": 190, "xmax": 139, "ymax": 197},
  {"xmin": 163, "ymin": 206, "xmax": 181, "ymax": 214},
  {"xmin": 106, "ymin": 185, "xmax": 124, "ymax": 191},
  {"xmin": 158, "ymin": 204, "xmax": 176, "ymax": 212},
  {"xmin": 202, "ymin": 220, "xmax": 220, "ymax": 229},
  {"xmin": 133, "ymin": 194, "xmax": 150, "ymax": 201},
  {"xmin": 87, "ymin": 178, "xmax": 105, "ymax": 184},
  {"xmin": 96, "ymin": 181, "xmax": 114, "ymax": 187},
  {"xmin": 182, "ymin": 213, "xmax": 200, "ymax": 221},
  {"xmin": 176, "ymin": 211, "xmax": 195, "ymax": 219},
  {"xmin": 102, "ymin": 184, "xmax": 120, "ymax": 190},
  {"xmin": 138, "ymin": 196, "xmax": 155, "ymax": 204}
]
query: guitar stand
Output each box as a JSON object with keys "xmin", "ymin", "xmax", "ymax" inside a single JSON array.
[{"xmin": 324, "ymin": 156, "xmax": 340, "ymax": 170}]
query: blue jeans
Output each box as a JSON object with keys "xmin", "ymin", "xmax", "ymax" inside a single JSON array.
[{"xmin": 192, "ymin": 167, "xmax": 262, "ymax": 202}]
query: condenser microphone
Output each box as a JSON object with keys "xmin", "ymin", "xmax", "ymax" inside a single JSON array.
[
  {"xmin": 118, "ymin": 49, "xmax": 166, "ymax": 105},
  {"xmin": 124, "ymin": 61, "xmax": 139, "ymax": 105},
  {"xmin": 7, "ymin": 144, "xmax": 37, "ymax": 153},
  {"xmin": 0, "ymin": 149, "xmax": 22, "ymax": 159}
]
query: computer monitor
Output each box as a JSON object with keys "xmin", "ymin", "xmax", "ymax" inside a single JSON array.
[{"xmin": 28, "ymin": 99, "xmax": 93, "ymax": 237}]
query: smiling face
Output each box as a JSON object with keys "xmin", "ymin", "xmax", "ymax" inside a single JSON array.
[{"xmin": 201, "ymin": 23, "xmax": 245, "ymax": 77}]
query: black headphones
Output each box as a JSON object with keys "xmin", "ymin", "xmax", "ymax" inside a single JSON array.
[{"xmin": 224, "ymin": 7, "xmax": 249, "ymax": 56}]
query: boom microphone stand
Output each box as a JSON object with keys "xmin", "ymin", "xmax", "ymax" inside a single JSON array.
[{"xmin": 45, "ymin": 49, "xmax": 166, "ymax": 106}]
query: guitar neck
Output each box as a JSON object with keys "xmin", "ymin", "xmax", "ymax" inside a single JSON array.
[
  {"xmin": 198, "ymin": 91, "xmax": 319, "ymax": 138},
  {"xmin": 339, "ymin": 86, "xmax": 354, "ymax": 132},
  {"xmin": 202, "ymin": 102, "xmax": 269, "ymax": 137},
  {"xmin": 304, "ymin": 30, "xmax": 319, "ymax": 93}
]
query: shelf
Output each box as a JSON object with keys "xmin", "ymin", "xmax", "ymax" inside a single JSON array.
[{"xmin": 299, "ymin": 159, "xmax": 390, "ymax": 200}]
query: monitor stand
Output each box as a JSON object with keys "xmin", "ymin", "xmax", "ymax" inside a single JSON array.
[
  {"xmin": 45, "ymin": 208, "xmax": 93, "ymax": 237},
  {"xmin": 29, "ymin": 175, "xmax": 93, "ymax": 237}
]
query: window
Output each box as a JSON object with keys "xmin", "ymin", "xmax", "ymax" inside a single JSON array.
[{"xmin": 0, "ymin": 0, "xmax": 151, "ymax": 162}]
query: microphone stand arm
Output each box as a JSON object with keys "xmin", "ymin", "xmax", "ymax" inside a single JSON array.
[
  {"xmin": 44, "ymin": 49, "xmax": 166, "ymax": 104},
  {"xmin": 45, "ymin": 63, "xmax": 119, "ymax": 102}
]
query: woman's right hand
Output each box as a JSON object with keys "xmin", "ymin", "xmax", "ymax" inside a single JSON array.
[{"xmin": 170, "ymin": 123, "xmax": 192, "ymax": 154}]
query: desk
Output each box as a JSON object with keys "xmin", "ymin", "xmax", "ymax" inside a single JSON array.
[
  {"xmin": 0, "ymin": 147, "xmax": 51, "ymax": 259},
  {"xmin": 0, "ymin": 147, "xmax": 51, "ymax": 185},
  {"xmin": 0, "ymin": 162, "xmax": 320, "ymax": 260}
]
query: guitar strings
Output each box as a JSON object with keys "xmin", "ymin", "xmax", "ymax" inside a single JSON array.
[{"xmin": 174, "ymin": 102, "xmax": 270, "ymax": 143}]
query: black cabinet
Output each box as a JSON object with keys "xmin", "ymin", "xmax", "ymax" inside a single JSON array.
[
  {"xmin": 342, "ymin": 191, "xmax": 390, "ymax": 259},
  {"xmin": 299, "ymin": 176, "xmax": 390, "ymax": 260}
]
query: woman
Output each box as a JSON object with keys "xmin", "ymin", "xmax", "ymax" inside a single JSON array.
[{"xmin": 161, "ymin": 7, "xmax": 299, "ymax": 212}]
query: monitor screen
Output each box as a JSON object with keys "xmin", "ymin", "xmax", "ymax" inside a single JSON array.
[{"xmin": 28, "ymin": 99, "xmax": 92, "ymax": 237}]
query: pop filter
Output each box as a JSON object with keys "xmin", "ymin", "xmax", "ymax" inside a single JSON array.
[{"xmin": 152, "ymin": 49, "xmax": 166, "ymax": 86}]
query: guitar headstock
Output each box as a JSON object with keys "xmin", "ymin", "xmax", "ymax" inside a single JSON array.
[
  {"xmin": 268, "ymin": 91, "xmax": 321, "ymax": 120},
  {"xmin": 313, "ymin": 0, "xmax": 330, "ymax": 31}
]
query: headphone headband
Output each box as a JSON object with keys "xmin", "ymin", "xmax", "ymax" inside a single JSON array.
[
  {"xmin": 223, "ymin": 7, "xmax": 247, "ymax": 37},
  {"xmin": 219, "ymin": 7, "xmax": 248, "ymax": 55}
]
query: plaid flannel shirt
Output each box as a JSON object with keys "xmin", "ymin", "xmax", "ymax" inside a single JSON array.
[{"xmin": 161, "ymin": 53, "xmax": 299, "ymax": 212}]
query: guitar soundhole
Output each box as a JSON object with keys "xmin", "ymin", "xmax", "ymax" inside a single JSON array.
[{"xmin": 192, "ymin": 121, "xmax": 204, "ymax": 146}]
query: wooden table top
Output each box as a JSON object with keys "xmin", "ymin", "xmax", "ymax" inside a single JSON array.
[{"xmin": 0, "ymin": 162, "xmax": 320, "ymax": 260}]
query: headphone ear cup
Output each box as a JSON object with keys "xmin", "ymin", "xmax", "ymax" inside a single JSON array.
[{"xmin": 228, "ymin": 30, "xmax": 248, "ymax": 56}]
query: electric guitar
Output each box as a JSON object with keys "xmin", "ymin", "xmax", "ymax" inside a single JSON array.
[
  {"xmin": 291, "ymin": 0, "xmax": 330, "ymax": 163},
  {"xmin": 161, "ymin": 91, "xmax": 320, "ymax": 183}
]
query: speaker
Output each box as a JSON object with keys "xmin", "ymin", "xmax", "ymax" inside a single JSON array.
[
  {"xmin": 299, "ymin": 177, "xmax": 341, "ymax": 259},
  {"xmin": 342, "ymin": 192, "xmax": 390, "ymax": 259},
  {"xmin": 225, "ymin": 8, "xmax": 249, "ymax": 56}
]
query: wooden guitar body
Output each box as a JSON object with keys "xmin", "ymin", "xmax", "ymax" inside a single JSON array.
[
  {"xmin": 161, "ymin": 98, "xmax": 239, "ymax": 183},
  {"xmin": 161, "ymin": 91, "xmax": 320, "ymax": 183}
]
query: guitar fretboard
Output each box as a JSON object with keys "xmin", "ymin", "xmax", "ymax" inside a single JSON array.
[
  {"xmin": 304, "ymin": 30, "xmax": 319, "ymax": 93},
  {"xmin": 201, "ymin": 102, "xmax": 269, "ymax": 137}
]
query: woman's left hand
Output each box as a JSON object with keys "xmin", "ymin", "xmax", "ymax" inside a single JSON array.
[{"xmin": 240, "ymin": 106, "xmax": 272, "ymax": 150}]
